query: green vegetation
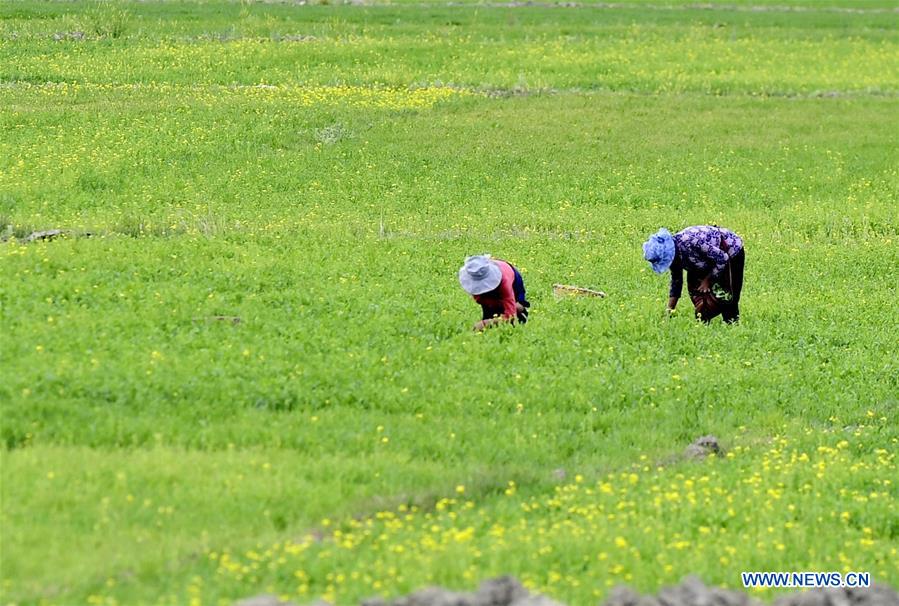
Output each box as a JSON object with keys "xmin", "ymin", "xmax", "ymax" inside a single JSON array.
[{"xmin": 1, "ymin": 1, "xmax": 897, "ymax": 605}]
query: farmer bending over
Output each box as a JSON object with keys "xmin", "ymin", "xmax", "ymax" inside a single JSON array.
[
  {"xmin": 458, "ymin": 255, "xmax": 530, "ymax": 331},
  {"xmin": 642, "ymin": 225, "xmax": 745, "ymax": 323}
]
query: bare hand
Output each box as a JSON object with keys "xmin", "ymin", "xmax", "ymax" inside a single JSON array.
[{"xmin": 697, "ymin": 278, "xmax": 712, "ymax": 293}]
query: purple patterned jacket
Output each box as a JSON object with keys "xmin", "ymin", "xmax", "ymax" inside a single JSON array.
[{"xmin": 669, "ymin": 226, "xmax": 744, "ymax": 299}]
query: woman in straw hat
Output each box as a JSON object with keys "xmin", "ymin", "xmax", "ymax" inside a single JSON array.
[
  {"xmin": 643, "ymin": 225, "xmax": 745, "ymax": 323},
  {"xmin": 458, "ymin": 255, "xmax": 530, "ymax": 331}
]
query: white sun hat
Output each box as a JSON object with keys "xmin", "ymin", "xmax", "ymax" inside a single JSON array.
[{"xmin": 458, "ymin": 255, "xmax": 502, "ymax": 295}]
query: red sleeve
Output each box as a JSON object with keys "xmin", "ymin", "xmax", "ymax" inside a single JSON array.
[{"xmin": 495, "ymin": 261, "xmax": 518, "ymax": 319}]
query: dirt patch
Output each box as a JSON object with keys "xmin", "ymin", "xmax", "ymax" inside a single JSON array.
[
  {"xmin": 683, "ymin": 434, "xmax": 722, "ymax": 460},
  {"xmin": 236, "ymin": 576, "xmax": 899, "ymax": 606},
  {"xmin": 609, "ymin": 577, "xmax": 899, "ymax": 606},
  {"xmin": 360, "ymin": 576, "xmax": 561, "ymax": 606}
]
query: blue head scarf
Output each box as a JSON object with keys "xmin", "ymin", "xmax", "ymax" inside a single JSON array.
[{"xmin": 642, "ymin": 228, "xmax": 676, "ymax": 273}]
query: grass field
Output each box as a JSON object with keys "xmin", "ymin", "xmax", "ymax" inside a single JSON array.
[{"xmin": 1, "ymin": 1, "xmax": 897, "ymax": 605}]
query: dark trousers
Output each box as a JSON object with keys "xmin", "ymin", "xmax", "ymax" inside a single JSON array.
[
  {"xmin": 687, "ymin": 249, "xmax": 745, "ymax": 323},
  {"xmin": 481, "ymin": 267, "xmax": 530, "ymax": 323}
]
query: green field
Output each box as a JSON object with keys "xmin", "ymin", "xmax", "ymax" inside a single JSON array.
[{"xmin": 1, "ymin": 1, "xmax": 897, "ymax": 605}]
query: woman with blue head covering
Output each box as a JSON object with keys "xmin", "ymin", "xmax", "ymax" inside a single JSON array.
[{"xmin": 643, "ymin": 226, "xmax": 745, "ymax": 323}]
